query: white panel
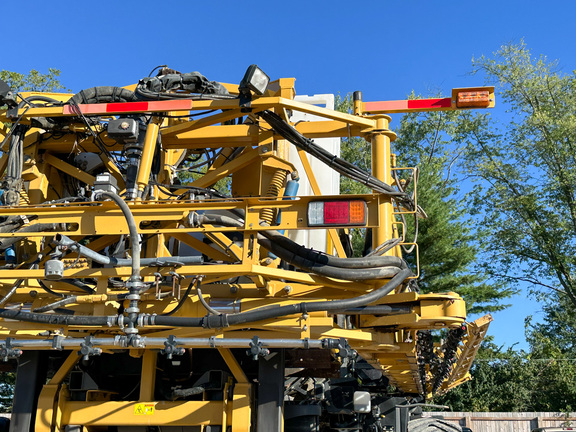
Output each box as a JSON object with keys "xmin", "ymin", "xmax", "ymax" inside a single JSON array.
[{"xmin": 287, "ymin": 94, "xmax": 340, "ymax": 252}]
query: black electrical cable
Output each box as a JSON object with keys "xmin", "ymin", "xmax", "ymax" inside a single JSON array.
[
  {"xmin": 67, "ymin": 99, "xmax": 122, "ymax": 169},
  {"xmin": 148, "ymin": 64, "xmax": 168, "ymax": 77},
  {"xmin": 37, "ymin": 279, "xmax": 66, "ymax": 298}
]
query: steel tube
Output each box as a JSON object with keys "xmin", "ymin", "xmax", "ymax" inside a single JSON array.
[{"xmin": 2, "ymin": 336, "xmax": 330, "ymax": 350}]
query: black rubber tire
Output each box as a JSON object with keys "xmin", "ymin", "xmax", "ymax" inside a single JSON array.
[
  {"xmin": 408, "ymin": 417, "xmax": 463, "ymax": 432},
  {"xmin": 0, "ymin": 417, "xmax": 10, "ymax": 432}
]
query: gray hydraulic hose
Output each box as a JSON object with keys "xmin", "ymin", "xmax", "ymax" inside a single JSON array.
[
  {"xmin": 53, "ymin": 234, "xmax": 202, "ymax": 267},
  {"xmin": 33, "ymin": 296, "xmax": 78, "ymax": 313},
  {"xmin": 94, "ymin": 192, "xmax": 141, "ymax": 281}
]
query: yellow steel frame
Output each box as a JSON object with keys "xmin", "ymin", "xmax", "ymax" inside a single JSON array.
[{"xmin": 0, "ymin": 77, "xmax": 490, "ymax": 431}]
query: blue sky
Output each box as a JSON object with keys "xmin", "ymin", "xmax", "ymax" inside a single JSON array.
[{"xmin": 6, "ymin": 0, "xmax": 576, "ymax": 350}]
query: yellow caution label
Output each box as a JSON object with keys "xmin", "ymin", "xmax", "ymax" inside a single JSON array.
[{"xmin": 134, "ymin": 403, "xmax": 155, "ymax": 415}]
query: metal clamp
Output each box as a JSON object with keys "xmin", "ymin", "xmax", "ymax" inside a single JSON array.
[
  {"xmin": 161, "ymin": 335, "xmax": 185, "ymax": 359},
  {"xmin": 52, "ymin": 335, "xmax": 65, "ymax": 351},
  {"xmin": 0, "ymin": 338, "xmax": 22, "ymax": 361},
  {"xmin": 246, "ymin": 336, "xmax": 270, "ymax": 360}
]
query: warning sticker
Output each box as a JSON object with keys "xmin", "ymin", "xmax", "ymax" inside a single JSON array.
[{"xmin": 134, "ymin": 403, "xmax": 155, "ymax": 415}]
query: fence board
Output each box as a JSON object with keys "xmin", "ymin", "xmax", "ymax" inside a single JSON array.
[{"xmin": 423, "ymin": 412, "xmax": 576, "ymax": 432}]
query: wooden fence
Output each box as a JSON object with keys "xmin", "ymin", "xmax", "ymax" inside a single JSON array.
[{"xmin": 422, "ymin": 412, "xmax": 576, "ymax": 431}]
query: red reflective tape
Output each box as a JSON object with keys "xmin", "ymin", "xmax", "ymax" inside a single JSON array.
[
  {"xmin": 364, "ymin": 100, "xmax": 408, "ymax": 113},
  {"xmin": 106, "ymin": 102, "xmax": 149, "ymax": 112},
  {"xmin": 364, "ymin": 97, "xmax": 452, "ymax": 113},
  {"xmin": 148, "ymin": 100, "xmax": 193, "ymax": 111},
  {"xmin": 62, "ymin": 104, "xmax": 104, "ymax": 115},
  {"xmin": 407, "ymin": 97, "xmax": 451, "ymax": 109},
  {"xmin": 62, "ymin": 99, "xmax": 194, "ymax": 115}
]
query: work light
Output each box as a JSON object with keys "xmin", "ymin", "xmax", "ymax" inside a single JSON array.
[{"xmin": 239, "ymin": 64, "xmax": 270, "ymax": 96}]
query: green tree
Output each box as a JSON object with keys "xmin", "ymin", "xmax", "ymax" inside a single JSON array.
[
  {"xmin": 394, "ymin": 108, "xmax": 512, "ymax": 313},
  {"xmin": 336, "ymin": 95, "xmax": 511, "ymax": 313},
  {"xmin": 436, "ymin": 337, "xmax": 576, "ymax": 412},
  {"xmin": 0, "ymin": 68, "xmax": 68, "ymax": 93},
  {"xmin": 460, "ymin": 41, "xmax": 576, "ymax": 309}
]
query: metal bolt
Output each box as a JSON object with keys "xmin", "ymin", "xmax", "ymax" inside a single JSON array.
[
  {"xmin": 230, "ymin": 285, "xmax": 238, "ymax": 294},
  {"xmin": 303, "ymin": 325, "xmax": 308, "ymax": 331},
  {"xmin": 283, "ymin": 285, "xmax": 292, "ymax": 294}
]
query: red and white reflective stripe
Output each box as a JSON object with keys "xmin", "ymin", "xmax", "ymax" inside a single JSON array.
[
  {"xmin": 62, "ymin": 100, "xmax": 194, "ymax": 115},
  {"xmin": 363, "ymin": 97, "xmax": 452, "ymax": 114}
]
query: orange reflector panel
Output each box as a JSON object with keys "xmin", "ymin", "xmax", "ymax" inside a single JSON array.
[
  {"xmin": 456, "ymin": 90, "xmax": 490, "ymax": 108},
  {"xmin": 349, "ymin": 201, "xmax": 366, "ymax": 224}
]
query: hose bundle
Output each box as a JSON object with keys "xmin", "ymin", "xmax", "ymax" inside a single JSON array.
[
  {"xmin": 258, "ymin": 110, "xmax": 417, "ymax": 212},
  {"xmin": 136, "ymin": 72, "xmax": 234, "ymax": 101},
  {"xmin": 198, "ymin": 214, "xmax": 407, "ymax": 282},
  {"xmin": 2, "ymin": 125, "xmax": 26, "ymax": 206}
]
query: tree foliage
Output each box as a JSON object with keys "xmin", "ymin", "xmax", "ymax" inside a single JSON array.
[
  {"xmin": 460, "ymin": 41, "xmax": 576, "ymax": 308},
  {"xmin": 394, "ymin": 107, "xmax": 513, "ymax": 313},
  {"xmin": 0, "ymin": 68, "xmax": 68, "ymax": 93},
  {"xmin": 437, "ymin": 338, "xmax": 576, "ymax": 413}
]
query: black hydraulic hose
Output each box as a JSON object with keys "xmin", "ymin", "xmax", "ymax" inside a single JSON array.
[
  {"xmin": 0, "ymin": 269, "xmax": 410, "ymax": 328},
  {"xmin": 262, "ymin": 230, "xmax": 404, "ymax": 269},
  {"xmin": 154, "ymin": 267, "xmax": 412, "ymax": 328},
  {"xmin": 0, "ymin": 223, "xmax": 60, "ymax": 251},
  {"xmin": 161, "ymin": 277, "xmax": 198, "ymax": 317},
  {"xmin": 95, "ymin": 192, "xmax": 141, "ymax": 281},
  {"xmin": 60, "ymin": 279, "xmax": 95, "ymax": 294},
  {"xmin": 67, "ymin": 86, "xmax": 138, "ymax": 105},
  {"xmin": 0, "ymin": 279, "xmax": 23, "ymax": 306},
  {"xmin": 38, "ymin": 279, "xmax": 66, "ymax": 298},
  {"xmin": 199, "ymin": 214, "xmax": 404, "ymax": 281},
  {"xmin": 0, "ymin": 308, "xmax": 109, "ymax": 326},
  {"xmin": 259, "ymin": 236, "xmax": 402, "ymax": 281}
]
